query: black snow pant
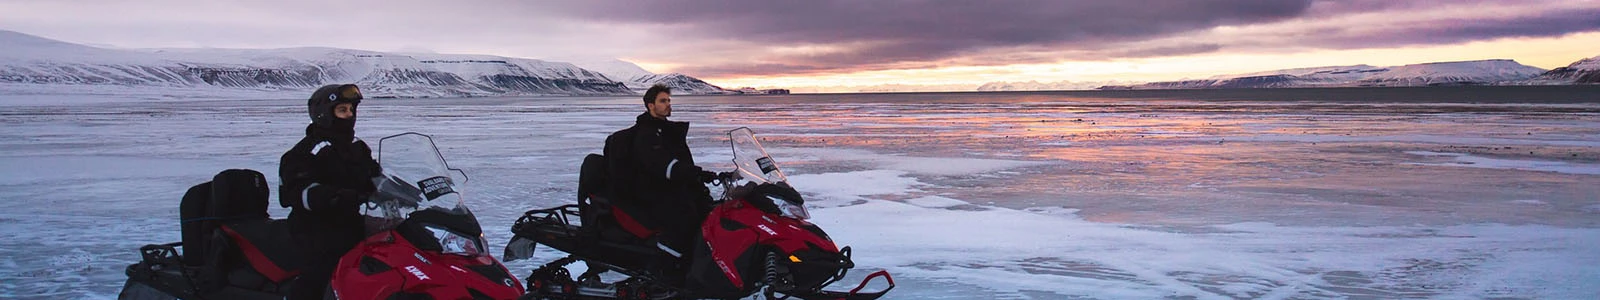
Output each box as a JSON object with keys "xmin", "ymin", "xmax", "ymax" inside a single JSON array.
[
  {"xmin": 288, "ymin": 220, "xmax": 364, "ymax": 300},
  {"xmin": 655, "ymin": 196, "xmax": 712, "ymax": 287}
]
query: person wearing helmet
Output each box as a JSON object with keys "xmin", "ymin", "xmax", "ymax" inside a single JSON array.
[{"xmin": 278, "ymin": 84, "xmax": 380, "ymax": 300}]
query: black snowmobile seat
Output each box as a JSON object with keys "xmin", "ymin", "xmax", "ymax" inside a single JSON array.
[
  {"xmin": 578, "ymin": 153, "xmax": 658, "ymax": 242},
  {"xmin": 577, "ymin": 153, "xmax": 608, "ymax": 229},
  {"xmin": 212, "ymin": 169, "xmax": 301, "ymax": 283},
  {"xmin": 179, "ymin": 181, "xmax": 215, "ymax": 266},
  {"xmin": 177, "ymin": 169, "xmax": 302, "ymax": 284},
  {"xmin": 181, "ymin": 169, "xmax": 270, "ymax": 266},
  {"xmin": 218, "ymin": 219, "xmax": 301, "ymax": 283},
  {"xmin": 208, "ymin": 169, "xmax": 270, "ymax": 220}
]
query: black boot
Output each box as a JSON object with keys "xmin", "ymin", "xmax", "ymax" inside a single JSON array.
[{"xmin": 578, "ymin": 265, "xmax": 609, "ymax": 288}]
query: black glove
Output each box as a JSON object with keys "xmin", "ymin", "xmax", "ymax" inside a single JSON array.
[
  {"xmin": 334, "ymin": 188, "xmax": 370, "ymax": 210},
  {"xmin": 697, "ymin": 170, "xmax": 718, "ymax": 184},
  {"xmin": 718, "ymin": 171, "xmax": 740, "ymax": 183}
]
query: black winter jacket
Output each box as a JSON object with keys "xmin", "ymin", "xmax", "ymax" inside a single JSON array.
[
  {"xmin": 279, "ymin": 125, "xmax": 381, "ymax": 232},
  {"xmin": 604, "ymin": 113, "xmax": 712, "ymax": 229}
]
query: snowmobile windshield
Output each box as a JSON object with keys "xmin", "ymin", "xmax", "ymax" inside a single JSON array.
[
  {"xmin": 729, "ymin": 127, "xmax": 810, "ymax": 220},
  {"xmin": 729, "ymin": 127, "xmax": 788, "ymax": 185},
  {"xmin": 364, "ymin": 132, "xmax": 470, "ymax": 233}
]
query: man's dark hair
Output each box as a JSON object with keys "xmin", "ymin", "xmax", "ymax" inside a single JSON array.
[{"xmin": 643, "ymin": 84, "xmax": 671, "ymax": 104}]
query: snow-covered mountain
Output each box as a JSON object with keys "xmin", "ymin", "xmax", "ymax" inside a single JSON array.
[
  {"xmin": 558, "ymin": 58, "xmax": 655, "ymax": 82},
  {"xmin": 563, "ymin": 58, "xmax": 725, "ymax": 94},
  {"xmin": 1530, "ymin": 55, "xmax": 1600, "ymax": 84},
  {"xmin": 1354, "ymin": 60, "xmax": 1546, "ymax": 86},
  {"xmin": 0, "ymin": 30, "xmax": 682, "ymax": 98},
  {"xmin": 628, "ymin": 73, "xmax": 725, "ymax": 94},
  {"xmin": 1095, "ymin": 60, "xmax": 1548, "ymax": 90},
  {"xmin": 1127, "ymin": 65, "xmax": 1390, "ymax": 89},
  {"xmin": 1210, "ymin": 65, "xmax": 1389, "ymax": 85}
]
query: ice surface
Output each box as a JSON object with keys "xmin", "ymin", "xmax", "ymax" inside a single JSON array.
[
  {"xmin": 788, "ymin": 170, "xmax": 926, "ymax": 208},
  {"xmin": 1404, "ymin": 151, "xmax": 1600, "ymax": 175},
  {"xmin": 813, "ymin": 170, "xmax": 1600, "ymax": 298},
  {"xmin": 901, "ymin": 196, "xmax": 970, "ymax": 208},
  {"xmin": 1510, "ymin": 199, "xmax": 1548, "ymax": 205},
  {"xmin": 1, "ymin": 95, "xmax": 1597, "ymax": 299},
  {"xmin": 779, "ymin": 148, "xmax": 1052, "ymax": 176}
]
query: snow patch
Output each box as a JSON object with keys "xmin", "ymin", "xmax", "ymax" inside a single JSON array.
[
  {"xmin": 1583, "ymin": 204, "xmax": 1600, "ymax": 214},
  {"xmin": 1404, "ymin": 151, "xmax": 1600, "ymax": 175},
  {"xmin": 780, "ymin": 148, "xmax": 1049, "ymax": 176},
  {"xmin": 787, "ymin": 170, "xmax": 923, "ymax": 206},
  {"xmin": 1237, "ymin": 134, "xmax": 1600, "ymax": 147},
  {"xmin": 1022, "ymin": 206, "xmax": 1083, "ymax": 218},
  {"xmin": 903, "ymin": 196, "xmax": 970, "ymax": 208}
]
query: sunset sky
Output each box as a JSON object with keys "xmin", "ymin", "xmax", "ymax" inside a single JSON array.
[{"xmin": 3, "ymin": 0, "xmax": 1597, "ymax": 92}]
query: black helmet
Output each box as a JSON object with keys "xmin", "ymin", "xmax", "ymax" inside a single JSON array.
[{"xmin": 307, "ymin": 84, "xmax": 363, "ymax": 129}]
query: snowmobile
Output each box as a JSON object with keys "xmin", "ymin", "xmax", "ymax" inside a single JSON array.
[
  {"xmin": 119, "ymin": 132, "xmax": 524, "ymax": 299},
  {"xmin": 503, "ymin": 127, "xmax": 894, "ymax": 300}
]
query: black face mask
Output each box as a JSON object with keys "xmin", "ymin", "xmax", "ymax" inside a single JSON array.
[
  {"xmin": 332, "ymin": 115, "xmax": 356, "ymax": 131},
  {"xmin": 317, "ymin": 114, "xmax": 356, "ymax": 139}
]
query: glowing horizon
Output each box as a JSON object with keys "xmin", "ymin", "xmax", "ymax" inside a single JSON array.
[
  {"xmin": 4, "ymin": 0, "xmax": 1597, "ymax": 93},
  {"xmin": 696, "ymin": 32, "xmax": 1600, "ymax": 92}
]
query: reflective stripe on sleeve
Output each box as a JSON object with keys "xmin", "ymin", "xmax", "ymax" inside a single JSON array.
[
  {"xmin": 301, "ymin": 183, "xmax": 320, "ymax": 211},
  {"xmin": 310, "ymin": 141, "xmax": 331, "ymax": 155},
  {"xmin": 665, "ymin": 159, "xmax": 679, "ymax": 180},
  {"xmin": 657, "ymin": 242, "xmax": 683, "ymax": 258}
]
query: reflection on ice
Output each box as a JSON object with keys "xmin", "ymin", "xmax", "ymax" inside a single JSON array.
[
  {"xmin": 1405, "ymin": 150, "xmax": 1600, "ymax": 175},
  {"xmin": 0, "ymin": 96, "xmax": 1597, "ymax": 298}
]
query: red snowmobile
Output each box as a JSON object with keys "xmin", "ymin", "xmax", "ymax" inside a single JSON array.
[
  {"xmin": 119, "ymin": 132, "xmax": 524, "ymax": 299},
  {"xmin": 504, "ymin": 127, "xmax": 894, "ymax": 299}
]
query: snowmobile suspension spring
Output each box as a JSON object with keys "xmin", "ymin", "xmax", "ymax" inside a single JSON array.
[
  {"xmin": 763, "ymin": 252, "xmax": 795, "ymax": 300},
  {"xmin": 765, "ymin": 253, "xmax": 779, "ymax": 288}
]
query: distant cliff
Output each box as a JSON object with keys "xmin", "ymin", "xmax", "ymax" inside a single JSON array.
[
  {"xmin": 1528, "ymin": 55, "xmax": 1600, "ymax": 84},
  {"xmin": 0, "ymin": 30, "xmax": 731, "ymax": 99},
  {"xmin": 1090, "ymin": 60, "xmax": 1548, "ymax": 90}
]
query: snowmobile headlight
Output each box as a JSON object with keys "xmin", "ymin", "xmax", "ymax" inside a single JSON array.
[
  {"xmin": 425, "ymin": 225, "xmax": 486, "ymax": 257},
  {"xmin": 767, "ymin": 195, "xmax": 810, "ymax": 220}
]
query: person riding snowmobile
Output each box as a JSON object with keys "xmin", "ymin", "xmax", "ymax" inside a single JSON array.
[
  {"xmin": 599, "ymin": 84, "xmax": 719, "ymax": 284},
  {"xmin": 505, "ymin": 127, "xmax": 898, "ymax": 300},
  {"xmin": 278, "ymin": 84, "xmax": 381, "ymax": 300}
]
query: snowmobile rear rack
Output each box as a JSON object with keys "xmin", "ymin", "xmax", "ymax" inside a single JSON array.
[{"xmin": 138, "ymin": 242, "xmax": 184, "ymax": 265}]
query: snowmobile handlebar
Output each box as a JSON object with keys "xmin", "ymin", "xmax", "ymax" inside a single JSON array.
[{"xmin": 713, "ymin": 171, "xmax": 740, "ymax": 186}]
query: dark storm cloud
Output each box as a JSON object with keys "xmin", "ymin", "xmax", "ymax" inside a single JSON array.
[
  {"xmin": 5, "ymin": 0, "xmax": 1593, "ymax": 79},
  {"xmin": 553, "ymin": 0, "xmax": 1312, "ymax": 43},
  {"xmin": 541, "ymin": 0, "xmax": 1316, "ymax": 76},
  {"xmin": 1315, "ymin": 7, "xmax": 1600, "ymax": 48},
  {"xmin": 539, "ymin": 0, "xmax": 1600, "ymax": 77}
]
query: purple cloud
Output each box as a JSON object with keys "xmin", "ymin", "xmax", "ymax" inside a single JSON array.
[
  {"xmin": 539, "ymin": 0, "xmax": 1600, "ymax": 77},
  {"xmin": 2, "ymin": 0, "xmax": 1593, "ymax": 78}
]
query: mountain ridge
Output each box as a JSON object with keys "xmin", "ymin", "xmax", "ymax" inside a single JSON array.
[
  {"xmin": 1529, "ymin": 55, "xmax": 1600, "ymax": 84},
  {"xmin": 0, "ymin": 30, "xmax": 724, "ymax": 99},
  {"xmin": 1093, "ymin": 59, "xmax": 1550, "ymax": 90},
  {"xmin": 983, "ymin": 58, "xmax": 1593, "ymax": 91}
]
